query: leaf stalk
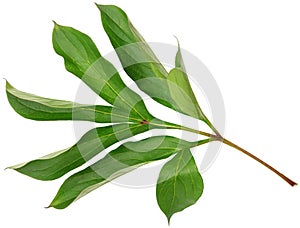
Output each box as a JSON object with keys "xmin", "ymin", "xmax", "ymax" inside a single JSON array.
[
  {"xmin": 149, "ymin": 120, "xmax": 297, "ymax": 187},
  {"xmin": 221, "ymin": 138, "xmax": 297, "ymax": 187}
]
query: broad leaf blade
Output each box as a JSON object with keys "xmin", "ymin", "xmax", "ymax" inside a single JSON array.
[
  {"xmin": 9, "ymin": 123, "xmax": 149, "ymax": 180},
  {"xmin": 6, "ymin": 81, "xmax": 135, "ymax": 123},
  {"xmin": 52, "ymin": 23, "xmax": 152, "ymax": 121},
  {"xmin": 156, "ymin": 149, "xmax": 204, "ymax": 223},
  {"xmin": 49, "ymin": 137, "xmax": 208, "ymax": 209},
  {"xmin": 97, "ymin": 5, "xmax": 205, "ymax": 120}
]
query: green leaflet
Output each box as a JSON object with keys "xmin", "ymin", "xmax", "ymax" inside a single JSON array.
[
  {"xmin": 97, "ymin": 5, "xmax": 205, "ymax": 120},
  {"xmin": 168, "ymin": 68, "xmax": 203, "ymax": 120},
  {"xmin": 6, "ymin": 81, "xmax": 138, "ymax": 123},
  {"xmin": 169, "ymin": 41, "xmax": 206, "ymax": 120},
  {"xmin": 174, "ymin": 38, "xmax": 186, "ymax": 72},
  {"xmin": 96, "ymin": 4, "xmax": 168, "ymax": 80},
  {"xmin": 156, "ymin": 149, "xmax": 204, "ymax": 223},
  {"xmin": 9, "ymin": 123, "xmax": 149, "ymax": 180},
  {"xmin": 49, "ymin": 137, "xmax": 209, "ymax": 209},
  {"xmin": 52, "ymin": 23, "xmax": 152, "ymax": 121},
  {"xmin": 173, "ymin": 41, "xmax": 220, "ymax": 134}
]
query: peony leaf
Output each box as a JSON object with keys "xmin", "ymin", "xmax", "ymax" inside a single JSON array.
[
  {"xmin": 6, "ymin": 81, "xmax": 136, "ymax": 123},
  {"xmin": 9, "ymin": 123, "xmax": 150, "ymax": 180}
]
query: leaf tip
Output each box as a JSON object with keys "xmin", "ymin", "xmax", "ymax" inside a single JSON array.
[
  {"xmin": 167, "ymin": 215, "xmax": 172, "ymax": 225},
  {"xmin": 95, "ymin": 3, "xmax": 105, "ymax": 10},
  {"xmin": 173, "ymin": 35, "xmax": 180, "ymax": 46},
  {"xmin": 4, "ymin": 79, "xmax": 13, "ymax": 91},
  {"xmin": 46, "ymin": 200, "xmax": 57, "ymax": 209},
  {"xmin": 52, "ymin": 20, "xmax": 62, "ymax": 30},
  {"xmin": 4, "ymin": 79, "xmax": 11, "ymax": 88},
  {"xmin": 4, "ymin": 164, "xmax": 19, "ymax": 172},
  {"xmin": 47, "ymin": 196, "xmax": 69, "ymax": 210},
  {"xmin": 5, "ymin": 162, "xmax": 25, "ymax": 170},
  {"xmin": 44, "ymin": 205, "xmax": 52, "ymax": 209},
  {"xmin": 95, "ymin": 4, "xmax": 120, "ymax": 14}
]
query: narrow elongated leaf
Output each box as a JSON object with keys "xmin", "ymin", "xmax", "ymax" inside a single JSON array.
[
  {"xmin": 97, "ymin": 5, "xmax": 205, "ymax": 120},
  {"xmin": 174, "ymin": 39, "xmax": 186, "ymax": 72},
  {"xmin": 168, "ymin": 68, "xmax": 203, "ymax": 119},
  {"xmin": 156, "ymin": 149, "xmax": 204, "ymax": 222},
  {"xmin": 49, "ymin": 137, "xmax": 209, "ymax": 209},
  {"xmin": 169, "ymin": 41, "xmax": 205, "ymax": 119},
  {"xmin": 9, "ymin": 123, "xmax": 150, "ymax": 180},
  {"xmin": 96, "ymin": 4, "xmax": 168, "ymax": 80},
  {"xmin": 52, "ymin": 23, "xmax": 152, "ymax": 121},
  {"xmin": 6, "ymin": 81, "xmax": 137, "ymax": 123},
  {"xmin": 174, "ymin": 43, "xmax": 220, "ymax": 134}
]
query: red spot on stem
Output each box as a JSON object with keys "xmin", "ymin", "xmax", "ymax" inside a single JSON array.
[{"xmin": 140, "ymin": 120, "xmax": 149, "ymax": 125}]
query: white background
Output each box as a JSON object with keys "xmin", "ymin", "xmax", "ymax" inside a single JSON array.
[{"xmin": 1, "ymin": 0, "xmax": 300, "ymax": 227}]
